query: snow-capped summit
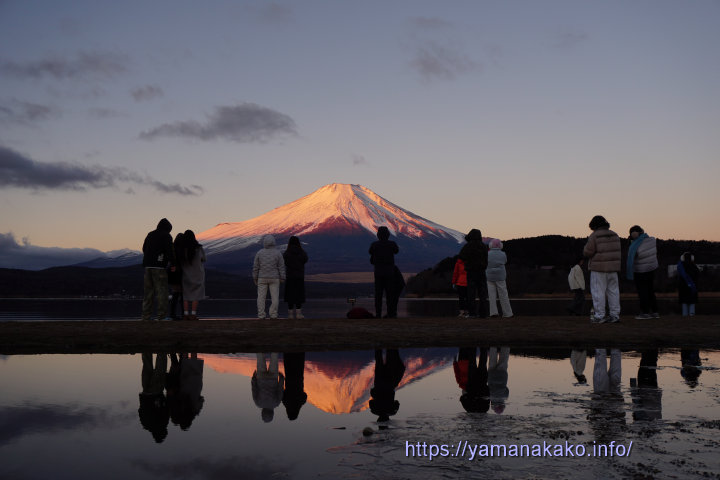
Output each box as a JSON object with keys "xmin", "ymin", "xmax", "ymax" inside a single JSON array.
[
  {"xmin": 193, "ymin": 183, "xmax": 465, "ymax": 275},
  {"xmin": 198, "ymin": 183, "xmax": 464, "ymax": 254}
]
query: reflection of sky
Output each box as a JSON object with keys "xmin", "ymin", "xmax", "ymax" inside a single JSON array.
[{"xmin": 0, "ymin": 350, "xmax": 719, "ymax": 478}]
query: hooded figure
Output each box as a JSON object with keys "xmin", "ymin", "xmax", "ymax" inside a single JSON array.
[
  {"xmin": 142, "ymin": 218, "xmax": 174, "ymax": 321},
  {"xmin": 253, "ymin": 235, "xmax": 286, "ymax": 319},
  {"xmin": 369, "ymin": 226, "xmax": 400, "ymax": 318},
  {"xmin": 459, "ymin": 229, "xmax": 489, "ymax": 318}
]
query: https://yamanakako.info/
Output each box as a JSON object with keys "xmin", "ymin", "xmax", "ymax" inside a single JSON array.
[{"xmin": 405, "ymin": 440, "xmax": 633, "ymax": 461}]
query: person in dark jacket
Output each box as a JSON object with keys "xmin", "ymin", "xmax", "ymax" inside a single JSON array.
[
  {"xmin": 459, "ymin": 229, "xmax": 489, "ymax": 318},
  {"xmin": 142, "ymin": 218, "xmax": 174, "ymax": 321},
  {"xmin": 677, "ymin": 252, "xmax": 699, "ymax": 316},
  {"xmin": 369, "ymin": 226, "xmax": 399, "ymax": 318},
  {"xmin": 283, "ymin": 236, "xmax": 308, "ymax": 319}
]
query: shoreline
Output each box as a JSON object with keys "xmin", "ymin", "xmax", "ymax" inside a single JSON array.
[{"xmin": 1, "ymin": 315, "xmax": 719, "ymax": 354}]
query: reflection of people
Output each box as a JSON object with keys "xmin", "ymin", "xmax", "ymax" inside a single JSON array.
[
  {"xmin": 369, "ymin": 349, "xmax": 406, "ymax": 422},
  {"xmin": 680, "ymin": 349, "xmax": 702, "ymax": 387},
  {"xmin": 253, "ymin": 235, "xmax": 286, "ymax": 319},
  {"xmin": 570, "ymin": 349, "xmax": 587, "ymax": 384},
  {"xmin": 459, "ymin": 229, "xmax": 489, "ymax": 318},
  {"xmin": 631, "ymin": 349, "xmax": 662, "ymax": 422},
  {"xmin": 283, "ymin": 236, "xmax": 308, "ymax": 319},
  {"xmin": 282, "ymin": 352, "xmax": 307, "ymax": 420},
  {"xmin": 627, "ymin": 226, "xmax": 659, "ymax": 319},
  {"xmin": 252, "ymin": 353, "xmax": 284, "ymax": 422},
  {"xmin": 180, "ymin": 230, "xmax": 206, "ymax": 321},
  {"xmin": 588, "ymin": 348, "xmax": 625, "ymax": 444},
  {"xmin": 677, "ymin": 253, "xmax": 699, "ymax": 317},
  {"xmin": 167, "ymin": 353, "xmax": 205, "ymax": 430},
  {"xmin": 487, "ymin": 347, "xmax": 510, "ymax": 413},
  {"xmin": 583, "ymin": 216, "xmax": 621, "ymax": 323},
  {"xmin": 142, "ymin": 218, "xmax": 174, "ymax": 321},
  {"xmin": 567, "ymin": 258, "xmax": 586, "ymax": 315},
  {"xmin": 139, "ymin": 352, "xmax": 169, "ymax": 442},
  {"xmin": 369, "ymin": 226, "xmax": 399, "ymax": 318},
  {"xmin": 453, "ymin": 347, "xmax": 489, "ymax": 412}
]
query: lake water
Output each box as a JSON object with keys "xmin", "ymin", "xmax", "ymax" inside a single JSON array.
[{"xmin": 1, "ymin": 347, "xmax": 719, "ymax": 479}]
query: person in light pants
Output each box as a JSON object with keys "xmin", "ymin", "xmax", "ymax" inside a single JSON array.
[
  {"xmin": 253, "ymin": 235, "xmax": 286, "ymax": 319},
  {"xmin": 486, "ymin": 239, "xmax": 513, "ymax": 318},
  {"xmin": 583, "ymin": 215, "xmax": 622, "ymax": 323}
]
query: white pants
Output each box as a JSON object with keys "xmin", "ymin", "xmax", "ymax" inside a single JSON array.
[
  {"xmin": 257, "ymin": 278, "xmax": 280, "ymax": 318},
  {"xmin": 589, "ymin": 271, "xmax": 620, "ymax": 318},
  {"xmin": 488, "ymin": 280, "xmax": 513, "ymax": 317}
]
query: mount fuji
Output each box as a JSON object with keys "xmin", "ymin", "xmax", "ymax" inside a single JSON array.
[{"xmin": 197, "ymin": 183, "xmax": 465, "ymax": 275}]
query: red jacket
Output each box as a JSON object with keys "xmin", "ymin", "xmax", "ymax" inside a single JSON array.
[{"xmin": 452, "ymin": 259, "xmax": 468, "ymax": 287}]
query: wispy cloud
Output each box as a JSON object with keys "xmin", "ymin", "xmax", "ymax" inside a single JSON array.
[
  {"xmin": 139, "ymin": 103, "xmax": 298, "ymax": 143},
  {"xmin": 131, "ymin": 84, "xmax": 164, "ymax": 102},
  {"xmin": 410, "ymin": 42, "xmax": 480, "ymax": 81},
  {"xmin": 352, "ymin": 154, "xmax": 368, "ymax": 166},
  {"xmin": 0, "ymin": 99, "xmax": 60, "ymax": 125},
  {"xmin": 88, "ymin": 107, "xmax": 126, "ymax": 119},
  {"xmin": 245, "ymin": 3, "xmax": 294, "ymax": 25},
  {"xmin": 0, "ymin": 145, "xmax": 203, "ymax": 195},
  {"xmin": 0, "ymin": 51, "xmax": 129, "ymax": 80}
]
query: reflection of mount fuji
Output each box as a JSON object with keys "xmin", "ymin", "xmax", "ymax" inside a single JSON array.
[{"xmin": 202, "ymin": 349, "xmax": 456, "ymax": 414}]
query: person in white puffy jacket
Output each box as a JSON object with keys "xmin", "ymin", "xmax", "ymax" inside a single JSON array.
[
  {"xmin": 486, "ymin": 239, "xmax": 513, "ymax": 318},
  {"xmin": 567, "ymin": 257, "xmax": 586, "ymax": 315},
  {"xmin": 252, "ymin": 235, "xmax": 286, "ymax": 319}
]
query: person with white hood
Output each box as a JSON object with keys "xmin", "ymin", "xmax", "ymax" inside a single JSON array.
[
  {"xmin": 253, "ymin": 235, "xmax": 286, "ymax": 319},
  {"xmin": 486, "ymin": 239, "xmax": 513, "ymax": 318}
]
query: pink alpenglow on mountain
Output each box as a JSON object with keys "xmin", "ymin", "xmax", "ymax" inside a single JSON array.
[{"xmin": 196, "ymin": 184, "xmax": 465, "ymax": 275}]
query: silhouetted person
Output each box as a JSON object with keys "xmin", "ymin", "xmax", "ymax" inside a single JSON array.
[
  {"xmin": 282, "ymin": 352, "xmax": 308, "ymax": 420},
  {"xmin": 567, "ymin": 257, "xmax": 586, "ymax": 315},
  {"xmin": 283, "ymin": 236, "xmax": 308, "ymax": 319},
  {"xmin": 453, "ymin": 347, "xmax": 490, "ymax": 413},
  {"xmin": 179, "ymin": 230, "xmax": 206, "ymax": 321},
  {"xmin": 627, "ymin": 225, "xmax": 660, "ymax": 319},
  {"xmin": 680, "ymin": 349, "xmax": 702, "ymax": 387},
  {"xmin": 677, "ymin": 252, "xmax": 699, "ymax": 317},
  {"xmin": 369, "ymin": 349, "xmax": 406, "ymax": 423},
  {"xmin": 139, "ymin": 352, "xmax": 169, "ymax": 442},
  {"xmin": 168, "ymin": 233, "xmax": 184, "ymax": 320},
  {"xmin": 459, "ymin": 229, "xmax": 489, "ymax": 318},
  {"xmin": 167, "ymin": 353, "xmax": 205, "ymax": 430},
  {"xmin": 488, "ymin": 347, "xmax": 510, "ymax": 414},
  {"xmin": 369, "ymin": 226, "xmax": 399, "ymax": 318},
  {"xmin": 142, "ymin": 218, "xmax": 174, "ymax": 321},
  {"xmin": 631, "ymin": 349, "xmax": 662, "ymax": 422},
  {"xmin": 252, "ymin": 353, "xmax": 284, "ymax": 422}
]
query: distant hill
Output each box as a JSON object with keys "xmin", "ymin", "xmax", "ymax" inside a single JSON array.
[{"xmin": 406, "ymin": 235, "xmax": 720, "ymax": 296}]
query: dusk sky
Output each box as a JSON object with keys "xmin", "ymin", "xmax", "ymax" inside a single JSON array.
[{"xmin": 1, "ymin": 0, "xmax": 719, "ymax": 261}]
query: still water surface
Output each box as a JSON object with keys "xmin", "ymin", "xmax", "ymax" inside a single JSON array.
[{"xmin": 1, "ymin": 348, "xmax": 719, "ymax": 479}]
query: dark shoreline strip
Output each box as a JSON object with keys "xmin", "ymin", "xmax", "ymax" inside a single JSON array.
[{"xmin": 1, "ymin": 316, "xmax": 719, "ymax": 354}]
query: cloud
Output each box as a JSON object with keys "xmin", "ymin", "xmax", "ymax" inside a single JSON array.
[
  {"xmin": 139, "ymin": 103, "xmax": 298, "ymax": 143},
  {"xmin": 0, "ymin": 232, "xmax": 125, "ymax": 270},
  {"xmin": 410, "ymin": 42, "xmax": 481, "ymax": 81},
  {"xmin": 554, "ymin": 29, "xmax": 588, "ymax": 49},
  {"xmin": 0, "ymin": 145, "xmax": 203, "ymax": 195},
  {"xmin": 246, "ymin": 3, "xmax": 294, "ymax": 25},
  {"xmin": 0, "ymin": 51, "xmax": 129, "ymax": 80},
  {"xmin": 352, "ymin": 154, "xmax": 368, "ymax": 166},
  {"xmin": 88, "ymin": 107, "xmax": 126, "ymax": 119},
  {"xmin": 410, "ymin": 16, "xmax": 453, "ymax": 30},
  {"xmin": 0, "ymin": 99, "xmax": 60, "ymax": 125},
  {"xmin": 131, "ymin": 85, "xmax": 164, "ymax": 102}
]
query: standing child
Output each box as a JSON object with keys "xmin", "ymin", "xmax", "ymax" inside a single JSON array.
[
  {"xmin": 452, "ymin": 256, "xmax": 469, "ymax": 318},
  {"xmin": 677, "ymin": 252, "xmax": 699, "ymax": 316},
  {"xmin": 486, "ymin": 239, "xmax": 513, "ymax": 318},
  {"xmin": 567, "ymin": 257, "xmax": 586, "ymax": 315}
]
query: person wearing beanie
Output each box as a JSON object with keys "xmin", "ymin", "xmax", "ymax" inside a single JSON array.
[
  {"xmin": 583, "ymin": 215, "xmax": 621, "ymax": 323},
  {"xmin": 142, "ymin": 218, "xmax": 174, "ymax": 321},
  {"xmin": 627, "ymin": 225, "xmax": 660, "ymax": 319},
  {"xmin": 369, "ymin": 226, "xmax": 400, "ymax": 318},
  {"xmin": 486, "ymin": 239, "xmax": 513, "ymax": 318},
  {"xmin": 459, "ymin": 229, "xmax": 489, "ymax": 318},
  {"xmin": 253, "ymin": 234, "xmax": 286, "ymax": 319}
]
